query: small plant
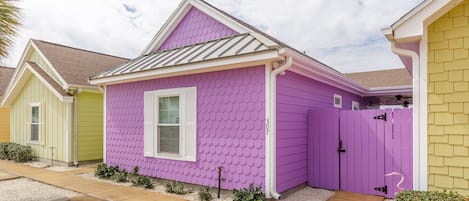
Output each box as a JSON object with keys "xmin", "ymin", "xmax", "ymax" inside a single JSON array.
[
  {"xmin": 127, "ymin": 166, "xmax": 153, "ymax": 189},
  {"xmin": 395, "ymin": 190, "xmax": 468, "ymax": 201},
  {"xmin": 199, "ymin": 186, "xmax": 213, "ymax": 201},
  {"xmin": 95, "ymin": 163, "xmax": 108, "ymax": 178},
  {"xmin": 111, "ymin": 169, "xmax": 128, "ymax": 183},
  {"xmin": 95, "ymin": 163, "xmax": 120, "ymax": 179},
  {"xmin": 165, "ymin": 181, "xmax": 192, "ymax": 195},
  {"xmin": 233, "ymin": 183, "xmax": 266, "ymax": 201}
]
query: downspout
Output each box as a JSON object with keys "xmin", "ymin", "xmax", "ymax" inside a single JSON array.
[
  {"xmin": 390, "ymin": 40, "xmax": 421, "ymax": 189},
  {"xmin": 269, "ymin": 56, "xmax": 293, "ymax": 200}
]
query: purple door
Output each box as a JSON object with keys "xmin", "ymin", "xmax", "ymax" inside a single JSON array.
[{"xmin": 307, "ymin": 109, "xmax": 412, "ymax": 198}]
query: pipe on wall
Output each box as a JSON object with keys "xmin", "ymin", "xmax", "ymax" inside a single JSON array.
[
  {"xmin": 268, "ymin": 56, "xmax": 293, "ymax": 199},
  {"xmin": 390, "ymin": 40, "xmax": 422, "ymax": 190}
]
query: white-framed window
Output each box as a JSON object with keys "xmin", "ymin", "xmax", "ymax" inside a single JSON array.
[
  {"xmin": 352, "ymin": 101, "xmax": 360, "ymax": 111},
  {"xmin": 144, "ymin": 87, "xmax": 197, "ymax": 162},
  {"xmin": 30, "ymin": 103, "xmax": 41, "ymax": 143},
  {"xmin": 333, "ymin": 94, "xmax": 342, "ymax": 108}
]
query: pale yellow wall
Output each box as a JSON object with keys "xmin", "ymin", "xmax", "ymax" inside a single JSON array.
[
  {"xmin": 0, "ymin": 107, "xmax": 10, "ymax": 142},
  {"xmin": 10, "ymin": 76, "xmax": 69, "ymax": 162},
  {"xmin": 427, "ymin": 0, "xmax": 469, "ymax": 195},
  {"xmin": 76, "ymin": 92, "xmax": 103, "ymax": 161}
]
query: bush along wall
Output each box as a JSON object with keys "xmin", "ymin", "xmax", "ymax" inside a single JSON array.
[
  {"xmin": 395, "ymin": 190, "xmax": 469, "ymax": 201},
  {"xmin": 0, "ymin": 143, "xmax": 33, "ymax": 162}
]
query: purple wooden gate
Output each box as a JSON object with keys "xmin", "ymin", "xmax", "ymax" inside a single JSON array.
[{"xmin": 307, "ymin": 109, "xmax": 412, "ymax": 198}]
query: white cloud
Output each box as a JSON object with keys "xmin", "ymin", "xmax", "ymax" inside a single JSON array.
[{"xmin": 1, "ymin": 0, "xmax": 422, "ymax": 73}]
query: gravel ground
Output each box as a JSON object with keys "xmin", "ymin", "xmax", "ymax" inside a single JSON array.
[
  {"xmin": 0, "ymin": 178, "xmax": 79, "ymax": 201},
  {"xmin": 282, "ymin": 187, "xmax": 335, "ymax": 201}
]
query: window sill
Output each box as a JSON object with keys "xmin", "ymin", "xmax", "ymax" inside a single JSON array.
[
  {"xmin": 28, "ymin": 141, "xmax": 42, "ymax": 146},
  {"xmin": 145, "ymin": 153, "xmax": 196, "ymax": 162}
]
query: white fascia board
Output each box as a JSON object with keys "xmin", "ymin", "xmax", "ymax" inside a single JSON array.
[
  {"xmin": 30, "ymin": 42, "xmax": 69, "ymax": 88},
  {"xmin": 1, "ymin": 63, "xmax": 70, "ymax": 107},
  {"xmin": 90, "ymin": 50, "xmax": 282, "ymax": 85},
  {"xmin": 141, "ymin": 0, "xmax": 192, "ymax": 55},
  {"xmin": 390, "ymin": 0, "xmax": 461, "ymax": 40}
]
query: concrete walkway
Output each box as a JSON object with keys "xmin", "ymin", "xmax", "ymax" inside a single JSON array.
[{"xmin": 0, "ymin": 160, "xmax": 185, "ymax": 201}]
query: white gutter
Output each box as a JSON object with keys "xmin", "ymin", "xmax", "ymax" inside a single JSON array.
[
  {"xmin": 390, "ymin": 40, "xmax": 422, "ymax": 190},
  {"xmin": 268, "ymin": 56, "xmax": 293, "ymax": 200}
]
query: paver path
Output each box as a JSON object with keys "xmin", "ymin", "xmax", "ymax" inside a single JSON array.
[{"xmin": 0, "ymin": 160, "xmax": 186, "ymax": 201}]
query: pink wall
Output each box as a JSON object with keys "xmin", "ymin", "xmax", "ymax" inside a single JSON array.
[
  {"xmin": 157, "ymin": 7, "xmax": 237, "ymax": 52},
  {"xmin": 106, "ymin": 66, "xmax": 266, "ymax": 190},
  {"xmin": 276, "ymin": 69, "xmax": 364, "ymax": 192}
]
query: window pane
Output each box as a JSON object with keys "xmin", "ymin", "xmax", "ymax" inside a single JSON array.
[
  {"xmin": 31, "ymin": 124, "xmax": 39, "ymax": 141},
  {"xmin": 32, "ymin": 106, "xmax": 39, "ymax": 123},
  {"xmin": 159, "ymin": 96, "xmax": 179, "ymax": 124},
  {"xmin": 158, "ymin": 126, "xmax": 179, "ymax": 154}
]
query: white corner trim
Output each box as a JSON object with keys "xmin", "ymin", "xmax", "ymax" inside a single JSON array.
[
  {"xmin": 264, "ymin": 64, "xmax": 272, "ymax": 197},
  {"xmin": 418, "ymin": 24, "xmax": 429, "ymax": 191},
  {"xmin": 65, "ymin": 101, "xmax": 72, "ymax": 163},
  {"xmin": 103, "ymin": 85, "xmax": 107, "ymax": 163}
]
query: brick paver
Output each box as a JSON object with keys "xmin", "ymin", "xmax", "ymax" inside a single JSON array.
[{"xmin": 0, "ymin": 160, "xmax": 185, "ymax": 201}]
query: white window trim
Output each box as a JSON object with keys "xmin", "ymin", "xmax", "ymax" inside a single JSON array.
[
  {"xmin": 144, "ymin": 87, "xmax": 197, "ymax": 162},
  {"xmin": 333, "ymin": 94, "xmax": 342, "ymax": 108},
  {"xmin": 30, "ymin": 102, "xmax": 41, "ymax": 144},
  {"xmin": 352, "ymin": 101, "xmax": 360, "ymax": 110}
]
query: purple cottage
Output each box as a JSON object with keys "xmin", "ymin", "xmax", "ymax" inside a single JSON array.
[{"xmin": 90, "ymin": 0, "xmax": 413, "ymax": 199}]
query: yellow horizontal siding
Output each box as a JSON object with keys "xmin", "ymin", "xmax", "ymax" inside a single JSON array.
[
  {"xmin": 76, "ymin": 92, "xmax": 103, "ymax": 161},
  {"xmin": 428, "ymin": 0, "xmax": 469, "ymax": 196}
]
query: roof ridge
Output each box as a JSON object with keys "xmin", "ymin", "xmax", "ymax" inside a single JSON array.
[
  {"xmin": 151, "ymin": 33, "xmax": 250, "ymax": 55},
  {"xmin": 32, "ymin": 39, "xmax": 130, "ymax": 60}
]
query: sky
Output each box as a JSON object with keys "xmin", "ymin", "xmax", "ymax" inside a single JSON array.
[{"xmin": 1, "ymin": 0, "xmax": 422, "ymax": 73}]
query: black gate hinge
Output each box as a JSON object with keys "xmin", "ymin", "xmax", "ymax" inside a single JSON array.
[
  {"xmin": 374, "ymin": 185, "xmax": 388, "ymax": 194},
  {"xmin": 373, "ymin": 113, "xmax": 387, "ymax": 121}
]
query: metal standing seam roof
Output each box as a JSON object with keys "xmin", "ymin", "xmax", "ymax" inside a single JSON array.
[{"xmin": 93, "ymin": 33, "xmax": 276, "ymax": 79}]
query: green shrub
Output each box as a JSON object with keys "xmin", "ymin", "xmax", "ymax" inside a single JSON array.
[
  {"xmin": 95, "ymin": 163, "xmax": 119, "ymax": 179},
  {"xmin": 233, "ymin": 183, "xmax": 266, "ymax": 201},
  {"xmin": 0, "ymin": 143, "xmax": 33, "ymax": 162},
  {"xmin": 165, "ymin": 181, "xmax": 192, "ymax": 195},
  {"xmin": 0, "ymin": 143, "xmax": 9, "ymax": 160},
  {"xmin": 198, "ymin": 186, "xmax": 213, "ymax": 201},
  {"xmin": 395, "ymin": 190, "xmax": 468, "ymax": 201}
]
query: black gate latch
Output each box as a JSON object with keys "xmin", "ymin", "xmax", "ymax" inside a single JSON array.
[
  {"xmin": 373, "ymin": 113, "xmax": 387, "ymax": 121},
  {"xmin": 337, "ymin": 140, "xmax": 346, "ymax": 153},
  {"xmin": 374, "ymin": 185, "xmax": 388, "ymax": 194}
]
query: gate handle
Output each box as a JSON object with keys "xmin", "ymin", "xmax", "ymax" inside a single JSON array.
[{"xmin": 338, "ymin": 140, "xmax": 346, "ymax": 153}]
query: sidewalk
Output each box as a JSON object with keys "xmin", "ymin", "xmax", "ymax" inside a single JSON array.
[{"xmin": 0, "ymin": 160, "xmax": 186, "ymax": 201}]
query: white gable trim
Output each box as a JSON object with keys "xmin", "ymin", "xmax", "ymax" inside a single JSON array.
[
  {"xmin": 141, "ymin": 0, "xmax": 268, "ymax": 55},
  {"xmin": 385, "ymin": 0, "xmax": 462, "ymax": 41},
  {"xmin": 1, "ymin": 63, "xmax": 72, "ymax": 107}
]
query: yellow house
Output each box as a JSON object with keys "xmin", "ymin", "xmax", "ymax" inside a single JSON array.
[
  {"xmin": 0, "ymin": 66, "xmax": 15, "ymax": 142},
  {"xmin": 1, "ymin": 39, "xmax": 128, "ymax": 165},
  {"xmin": 384, "ymin": 0, "xmax": 469, "ymax": 195}
]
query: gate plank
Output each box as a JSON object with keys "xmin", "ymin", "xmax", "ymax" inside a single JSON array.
[{"xmin": 307, "ymin": 109, "xmax": 340, "ymax": 190}]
